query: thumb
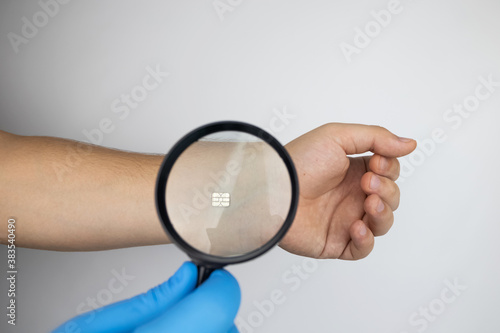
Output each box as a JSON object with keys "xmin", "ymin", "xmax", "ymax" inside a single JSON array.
[
  {"xmin": 135, "ymin": 269, "xmax": 241, "ymax": 333},
  {"xmin": 324, "ymin": 123, "xmax": 417, "ymax": 157},
  {"xmin": 52, "ymin": 262, "xmax": 197, "ymax": 333}
]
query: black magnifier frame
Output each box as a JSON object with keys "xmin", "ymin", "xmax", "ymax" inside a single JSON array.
[{"xmin": 155, "ymin": 121, "xmax": 299, "ymax": 285}]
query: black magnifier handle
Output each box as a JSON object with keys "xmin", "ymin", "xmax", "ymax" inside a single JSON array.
[{"xmin": 196, "ymin": 265, "xmax": 215, "ymax": 287}]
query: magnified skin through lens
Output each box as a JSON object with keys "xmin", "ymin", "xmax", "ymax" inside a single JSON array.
[{"xmin": 165, "ymin": 135, "xmax": 292, "ymax": 257}]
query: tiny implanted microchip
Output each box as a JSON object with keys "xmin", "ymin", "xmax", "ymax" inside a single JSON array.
[{"xmin": 212, "ymin": 192, "xmax": 230, "ymax": 207}]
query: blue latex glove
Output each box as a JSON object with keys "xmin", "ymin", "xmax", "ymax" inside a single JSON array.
[{"xmin": 53, "ymin": 262, "xmax": 241, "ymax": 333}]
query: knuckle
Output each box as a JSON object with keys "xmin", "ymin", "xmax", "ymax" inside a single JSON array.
[
  {"xmin": 393, "ymin": 159, "xmax": 401, "ymax": 179},
  {"xmin": 370, "ymin": 125, "xmax": 389, "ymax": 133},
  {"xmin": 389, "ymin": 182, "xmax": 399, "ymax": 197}
]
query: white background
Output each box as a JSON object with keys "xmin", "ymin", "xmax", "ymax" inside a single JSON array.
[{"xmin": 1, "ymin": 0, "xmax": 499, "ymax": 332}]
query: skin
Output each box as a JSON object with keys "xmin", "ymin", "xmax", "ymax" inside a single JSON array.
[
  {"xmin": 0, "ymin": 123, "xmax": 416, "ymax": 260},
  {"xmin": 164, "ymin": 140, "xmax": 290, "ymax": 256},
  {"xmin": 281, "ymin": 123, "xmax": 416, "ymax": 260}
]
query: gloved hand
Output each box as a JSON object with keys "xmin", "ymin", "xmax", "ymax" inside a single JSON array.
[{"xmin": 53, "ymin": 262, "xmax": 241, "ymax": 333}]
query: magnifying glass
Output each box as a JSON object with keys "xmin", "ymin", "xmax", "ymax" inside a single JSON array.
[{"xmin": 155, "ymin": 121, "xmax": 299, "ymax": 286}]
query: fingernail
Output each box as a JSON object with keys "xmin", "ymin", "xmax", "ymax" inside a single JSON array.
[
  {"xmin": 370, "ymin": 175, "xmax": 380, "ymax": 190},
  {"xmin": 376, "ymin": 200, "xmax": 385, "ymax": 213},
  {"xmin": 359, "ymin": 224, "xmax": 367, "ymax": 236},
  {"xmin": 398, "ymin": 136, "xmax": 413, "ymax": 143}
]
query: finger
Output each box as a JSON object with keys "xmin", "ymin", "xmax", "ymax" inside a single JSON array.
[
  {"xmin": 363, "ymin": 194, "xmax": 394, "ymax": 236},
  {"xmin": 228, "ymin": 324, "xmax": 240, "ymax": 333},
  {"xmin": 136, "ymin": 269, "xmax": 241, "ymax": 333},
  {"xmin": 339, "ymin": 220, "xmax": 374, "ymax": 260},
  {"xmin": 53, "ymin": 262, "xmax": 198, "ymax": 333},
  {"xmin": 368, "ymin": 154, "xmax": 400, "ymax": 181},
  {"xmin": 361, "ymin": 172, "xmax": 400, "ymax": 210},
  {"xmin": 323, "ymin": 123, "xmax": 417, "ymax": 157}
]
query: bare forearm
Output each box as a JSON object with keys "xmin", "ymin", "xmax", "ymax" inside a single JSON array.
[
  {"xmin": 164, "ymin": 140, "xmax": 291, "ymax": 256},
  {"xmin": 0, "ymin": 131, "xmax": 169, "ymax": 251}
]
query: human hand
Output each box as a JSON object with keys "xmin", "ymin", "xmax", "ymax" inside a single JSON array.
[
  {"xmin": 53, "ymin": 262, "xmax": 241, "ymax": 333},
  {"xmin": 280, "ymin": 123, "xmax": 417, "ymax": 260}
]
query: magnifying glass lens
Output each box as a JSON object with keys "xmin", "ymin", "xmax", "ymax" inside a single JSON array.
[
  {"xmin": 165, "ymin": 131, "xmax": 292, "ymax": 257},
  {"xmin": 156, "ymin": 122, "xmax": 298, "ymax": 285}
]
